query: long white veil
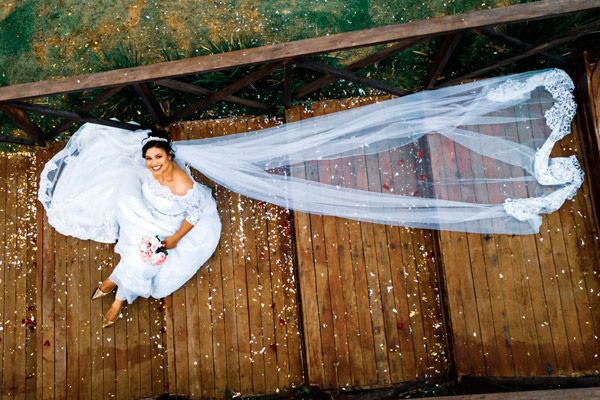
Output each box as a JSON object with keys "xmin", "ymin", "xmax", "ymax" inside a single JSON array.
[
  {"xmin": 176, "ymin": 68, "xmax": 582, "ymax": 235},
  {"xmin": 39, "ymin": 68, "xmax": 583, "ymax": 239}
]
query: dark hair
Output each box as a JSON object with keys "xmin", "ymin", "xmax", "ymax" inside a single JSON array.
[{"xmin": 142, "ymin": 129, "xmax": 174, "ymax": 159}]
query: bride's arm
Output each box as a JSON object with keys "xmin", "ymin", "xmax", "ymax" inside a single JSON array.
[{"xmin": 162, "ymin": 220, "xmax": 194, "ymax": 249}]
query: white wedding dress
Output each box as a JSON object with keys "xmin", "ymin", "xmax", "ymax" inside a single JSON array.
[{"xmin": 38, "ymin": 124, "xmax": 222, "ymax": 302}]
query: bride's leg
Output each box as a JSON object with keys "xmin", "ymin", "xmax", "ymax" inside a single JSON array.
[
  {"xmin": 104, "ymin": 299, "xmax": 124, "ymax": 323},
  {"xmin": 99, "ymin": 278, "xmax": 116, "ymax": 293}
]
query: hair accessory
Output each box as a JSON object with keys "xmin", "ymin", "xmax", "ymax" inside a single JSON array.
[{"xmin": 142, "ymin": 136, "xmax": 169, "ymax": 144}]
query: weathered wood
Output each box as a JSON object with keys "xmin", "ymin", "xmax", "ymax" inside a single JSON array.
[
  {"xmin": 133, "ymin": 82, "xmax": 168, "ymax": 126},
  {"xmin": 46, "ymin": 85, "xmax": 125, "ymax": 139},
  {"xmin": 0, "ymin": 104, "xmax": 46, "ymax": 146},
  {"xmin": 295, "ymin": 57, "xmax": 410, "ymax": 97},
  {"xmin": 284, "ymin": 62, "xmax": 293, "ymax": 109},
  {"xmin": 154, "ymin": 78, "xmax": 277, "ymax": 113},
  {"xmin": 438, "ymin": 18, "xmax": 600, "ymax": 87},
  {"xmin": 7, "ymin": 101, "xmax": 143, "ymax": 131},
  {"xmin": 433, "ymin": 387, "xmax": 600, "ymax": 400},
  {"xmin": 294, "ymin": 38, "xmax": 428, "ymax": 99},
  {"xmin": 0, "ymin": 135, "xmax": 36, "ymax": 145},
  {"xmin": 169, "ymin": 62, "xmax": 283, "ymax": 123},
  {"xmin": 424, "ymin": 32, "xmax": 463, "ymax": 89},
  {"xmin": 473, "ymin": 27, "xmax": 569, "ymax": 67},
  {"xmin": 1, "ymin": 0, "xmax": 598, "ymax": 102}
]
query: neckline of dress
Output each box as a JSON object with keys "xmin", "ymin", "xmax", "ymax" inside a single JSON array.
[{"xmin": 147, "ymin": 176, "xmax": 194, "ymax": 198}]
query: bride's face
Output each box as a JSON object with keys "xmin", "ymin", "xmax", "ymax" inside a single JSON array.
[{"xmin": 145, "ymin": 146, "xmax": 173, "ymax": 175}]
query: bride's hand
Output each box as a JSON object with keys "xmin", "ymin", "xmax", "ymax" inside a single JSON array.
[{"xmin": 162, "ymin": 237, "xmax": 179, "ymax": 249}]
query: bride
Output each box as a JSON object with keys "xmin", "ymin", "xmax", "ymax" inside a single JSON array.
[
  {"xmin": 39, "ymin": 68, "xmax": 583, "ymax": 326},
  {"xmin": 39, "ymin": 126, "xmax": 222, "ymax": 327}
]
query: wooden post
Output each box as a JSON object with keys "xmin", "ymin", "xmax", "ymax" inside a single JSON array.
[
  {"xmin": 295, "ymin": 57, "xmax": 410, "ymax": 97},
  {"xmin": 284, "ymin": 62, "xmax": 293, "ymax": 109},
  {"xmin": 0, "ymin": 104, "xmax": 46, "ymax": 146},
  {"xmin": 133, "ymin": 83, "xmax": 168, "ymax": 126},
  {"xmin": 154, "ymin": 78, "xmax": 277, "ymax": 113},
  {"xmin": 437, "ymin": 17, "xmax": 600, "ymax": 87},
  {"xmin": 168, "ymin": 61, "xmax": 284, "ymax": 123},
  {"xmin": 46, "ymin": 85, "xmax": 125, "ymax": 139},
  {"xmin": 473, "ymin": 27, "xmax": 569, "ymax": 67},
  {"xmin": 423, "ymin": 32, "xmax": 463, "ymax": 89},
  {"xmin": 294, "ymin": 37, "xmax": 429, "ymax": 99}
]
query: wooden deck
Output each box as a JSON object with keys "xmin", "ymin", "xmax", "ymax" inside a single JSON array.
[{"xmin": 1, "ymin": 65, "xmax": 600, "ymax": 399}]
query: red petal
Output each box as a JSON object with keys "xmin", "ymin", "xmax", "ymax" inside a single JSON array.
[
  {"xmin": 27, "ymin": 306, "xmax": 35, "ymax": 311},
  {"xmin": 259, "ymin": 252, "xmax": 265, "ymax": 259},
  {"xmin": 269, "ymin": 344, "xmax": 277, "ymax": 351},
  {"xmin": 29, "ymin": 326, "xmax": 35, "ymax": 332},
  {"xmin": 397, "ymin": 322, "xmax": 403, "ymax": 329},
  {"xmin": 420, "ymin": 174, "xmax": 426, "ymax": 181},
  {"xmin": 285, "ymin": 227, "xmax": 291, "ymax": 234},
  {"xmin": 434, "ymin": 288, "xmax": 439, "ymax": 295},
  {"xmin": 160, "ymin": 327, "xmax": 167, "ymax": 333},
  {"xmin": 417, "ymin": 150, "xmax": 424, "ymax": 157},
  {"xmin": 413, "ymin": 190, "xmax": 420, "ymax": 196},
  {"xmin": 279, "ymin": 318, "xmax": 286, "ymax": 325},
  {"xmin": 398, "ymin": 159, "xmax": 404, "ymax": 166},
  {"xmin": 383, "ymin": 183, "xmax": 391, "ymax": 191},
  {"xmin": 22, "ymin": 319, "xmax": 26, "ymax": 324},
  {"xmin": 282, "ymin": 221, "xmax": 288, "ymax": 228},
  {"xmin": 44, "ymin": 340, "xmax": 50, "ymax": 347},
  {"xmin": 158, "ymin": 306, "xmax": 165, "ymax": 313},
  {"xmin": 271, "ymin": 303, "xmax": 276, "ymax": 309},
  {"xmin": 26, "ymin": 374, "xmax": 33, "ymax": 379}
]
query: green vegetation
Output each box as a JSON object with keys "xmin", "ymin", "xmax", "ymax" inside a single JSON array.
[{"xmin": 0, "ymin": 0, "xmax": 598, "ymax": 149}]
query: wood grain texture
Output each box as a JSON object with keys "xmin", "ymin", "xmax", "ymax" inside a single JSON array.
[{"xmin": 0, "ymin": 0, "xmax": 598, "ymax": 101}]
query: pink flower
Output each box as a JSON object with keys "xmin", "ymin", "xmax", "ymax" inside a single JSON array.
[{"xmin": 150, "ymin": 243, "xmax": 159, "ymax": 253}]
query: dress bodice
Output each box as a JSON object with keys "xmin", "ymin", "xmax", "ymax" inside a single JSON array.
[{"xmin": 142, "ymin": 176, "xmax": 216, "ymax": 225}]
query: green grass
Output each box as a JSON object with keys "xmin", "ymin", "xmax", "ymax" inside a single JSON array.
[{"xmin": 0, "ymin": 0, "xmax": 598, "ymax": 148}]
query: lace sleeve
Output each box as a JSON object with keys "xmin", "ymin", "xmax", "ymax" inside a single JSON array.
[{"xmin": 177, "ymin": 183, "xmax": 215, "ymax": 225}]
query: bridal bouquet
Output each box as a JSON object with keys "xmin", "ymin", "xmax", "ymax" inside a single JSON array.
[{"xmin": 139, "ymin": 235, "xmax": 168, "ymax": 266}]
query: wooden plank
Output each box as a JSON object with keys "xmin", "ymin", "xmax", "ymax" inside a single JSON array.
[
  {"xmin": 350, "ymin": 130, "xmax": 392, "ymax": 386},
  {"xmin": 89, "ymin": 242, "xmax": 104, "ymax": 400},
  {"xmin": 125, "ymin": 296, "xmax": 141, "ymax": 399},
  {"xmin": 100, "ymin": 246, "xmax": 116, "ymax": 399},
  {"xmin": 338, "ymin": 99, "xmax": 378, "ymax": 387},
  {"xmin": 458, "ymin": 123, "xmax": 514, "ymax": 377},
  {"xmin": 114, "ymin": 257, "xmax": 129, "ymax": 399},
  {"xmin": 287, "ymin": 105, "xmax": 326, "ymax": 388},
  {"xmin": 172, "ymin": 268, "xmax": 190, "ymax": 395},
  {"xmin": 14, "ymin": 156, "xmax": 28, "ymax": 398},
  {"xmin": 53, "ymin": 233, "xmax": 67, "ymax": 398},
  {"xmin": 214, "ymin": 120, "xmax": 241, "ymax": 394},
  {"xmin": 385, "ymin": 141, "xmax": 423, "ymax": 381},
  {"xmin": 1, "ymin": 0, "xmax": 598, "ymax": 101},
  {"xmin": 164, "ymin": 295, "xmax": 177, "ymax": 397},
  {"xmin": 66, "ymin": 230, "xmax": 80, "ymax": 399},
  {"xmin": 76, "ymin": 239, "xmax": 92, "ymax": 400},
  {"xmin": 315, "ymin": 101, "xmax": 353, "ymax": 389},
  {"xmin": 324, "ymin": 100, "xmax": 366, "ymax": 388},
  {"xmin": 527, "ymin": 95, "xmax": 575, "ymax": 375},
  {"xmin": 229, "ymin": 119, "xmax": 253, "ymax": 394},
  {"xmin": 0, "ymin": 155, "xmax": 9, "ymax": 396}
]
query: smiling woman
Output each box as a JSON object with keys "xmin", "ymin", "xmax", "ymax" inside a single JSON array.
[{"xmin": 38, "ymin": 123, "xmax": 222, "ymax": 327}]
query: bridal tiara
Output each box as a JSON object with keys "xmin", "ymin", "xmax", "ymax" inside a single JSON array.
[{"xmin": 142, "ymin": 136, "xmax": 169, "ymax": 144}]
